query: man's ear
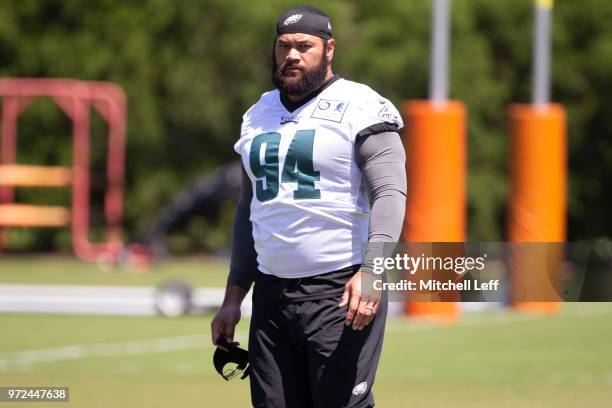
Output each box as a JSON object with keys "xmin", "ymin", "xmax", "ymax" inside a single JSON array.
[{"xmin": 326, "ymin": 38, "xmax": 336, "ymax": 61}]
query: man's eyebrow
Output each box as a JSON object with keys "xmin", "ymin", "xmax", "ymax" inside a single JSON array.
[{"xmin": 277, "ymin": 39, "xmax": 315, "ymax": 46}]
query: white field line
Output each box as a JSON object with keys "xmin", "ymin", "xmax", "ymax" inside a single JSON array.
[
  {"xmin": 0, "ymin": 284, "xmax": 251, "ymax": 316},
  {"xmin": 0, "ymin": 331, "xmax": 247, "ymax": 371},
  {"xmin": 1, "ymin": 306, "xmax": 610, "ymax": 371}
]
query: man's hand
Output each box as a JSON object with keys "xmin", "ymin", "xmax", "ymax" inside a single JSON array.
[
  {"xmin": 211, "ymin": 284, "xmax": 248, "ymax": 350},
  {"xmin": 338, "ymin": 270, "xmax": 382, "ymax": 331}
]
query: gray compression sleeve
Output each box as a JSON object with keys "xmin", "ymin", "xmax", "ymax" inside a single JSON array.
[
  {"xmin": 356, "ymin": 131, "xmax": 407, "ymax": 275},
  {"xmin": 227, "ymin": 166, "xmax": 258, "ymax": 289}
]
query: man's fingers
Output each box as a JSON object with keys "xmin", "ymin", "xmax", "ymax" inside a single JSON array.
[
  {"xmin": 362, "ymin": 302, "xmax": 378, "ymax": 328},
  {"xmin": 371, "ymin": 302, "xmax": 380, "ymax": 315},
  {"xmin": 338, "ymin": 287, "xmax": 350, "ymax": 307},
  {"xmin": 211, "ymin": 318, "xmax": 225, "ymax": 347},
  {"xmin": 211, "ymin": 311, "xmax": 238, "ymax": 351},
  {"xmin": 345, "ymin": 290, "xmax": 361, "ymax": 325},
  {"xmin": 351, "ymin": 301, "xmax": 368, "ymax": 330},
  {"xmin": 355, "ymin": 300, "xmax": 379, "ymax": 330},
  {"xmin": 365, "ymin": 301, "xmax": 380, "ymax": 326},
  {"xmin": 218, "ymin": 322, "xmax": 236, "ymax": 351}
]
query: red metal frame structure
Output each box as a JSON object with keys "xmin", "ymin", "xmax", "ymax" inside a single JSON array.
[{"xmin": 0, "ymin": 78, "xmax": 126, "ymax": 262}]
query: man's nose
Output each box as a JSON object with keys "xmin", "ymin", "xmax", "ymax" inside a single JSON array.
[{"xmin": 286, "ymin": 47, "xmax": 300, "ymax": 61}]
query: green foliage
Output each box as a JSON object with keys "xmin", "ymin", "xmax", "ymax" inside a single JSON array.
[{"xmin": 0, "ymin": 0, "xmax": 610, "ymax": 251}]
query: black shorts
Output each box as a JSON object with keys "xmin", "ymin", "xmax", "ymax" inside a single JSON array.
[{"xmin": 248, "ymin": 266, "xmax": 387, "ymax": 408}]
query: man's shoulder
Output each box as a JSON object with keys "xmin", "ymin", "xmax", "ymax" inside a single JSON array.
[
  {"xmin": 331, "ymin": 78, "xmax": 403, "ymax": 131},
  {"xmin": 242, "ymin": 89, "xmax": 280, "ymax": 122},
  {"xmin": 331, "ymin": 78, "xmax": 387, "ymax": 104}
]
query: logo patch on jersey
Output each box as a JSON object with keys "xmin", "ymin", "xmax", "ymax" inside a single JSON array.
[
  {"xmin": 284, "ymin": 14, "xmax": 303, "ymax": 25},
  {"xmin": 378, "ymin": 100, "xmax": 399, "ymax": 123},
  {"xmin": 352, "ymin": 381, "xmax": 368, "ymax": 396},
  {"xmin": 311, "ymin": 99, "xmax": 349, "ymax": 123},
  {"xmin": 280, "ymin": 115, "xmax": 300, "ymax": 124}
]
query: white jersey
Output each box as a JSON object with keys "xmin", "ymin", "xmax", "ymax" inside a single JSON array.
[{"xmin": 234, "ymin": 77, "xmax": 403, "ymax": 278}]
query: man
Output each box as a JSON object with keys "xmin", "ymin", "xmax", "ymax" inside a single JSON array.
[{"xmin": 211, "ymin": 5, "xmax": 406, "ymax": 407}]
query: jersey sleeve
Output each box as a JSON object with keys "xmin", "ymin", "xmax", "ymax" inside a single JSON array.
[
  {"xmin": 234, "ymin": 90, "xmax": 277, "ymax": 156},
  {"xmin": 234, "ymin": 113, "xmax": 251, "ymax": 156},
  {"xmin": 349, "ymin": 87, "xmax": 404, "ymax": 142}
]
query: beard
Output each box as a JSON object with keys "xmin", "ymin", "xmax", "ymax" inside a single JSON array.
[{"xmin": 272, "ymin": 49, "xmax": 330, "ymax": 97}]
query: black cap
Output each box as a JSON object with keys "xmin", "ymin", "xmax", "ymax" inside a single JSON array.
[
  {"xmin": 213, "ymin": 337, "xmax": 250, "ymax": 381},
  {"xmin": 276, "ymin": 5, "xmax": 332, "ymax": 39}
]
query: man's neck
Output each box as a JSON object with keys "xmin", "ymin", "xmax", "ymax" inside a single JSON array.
[
  {"xmin": 286, "ymin": 71, "xmax": 334, "ymax": 102},
  {"xmin": 279, "ymin": 73, "xmax": 340, "ymax": 113}
]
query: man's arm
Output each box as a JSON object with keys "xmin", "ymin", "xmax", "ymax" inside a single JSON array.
[
  {"xmin": 358, "ymin": 130, "xmax": 407, "ymax": 274},
  {"xmin": 211, "ymin": 166, "xmax": 258, "ymax": 348},
  {"xmin": 227, "ymin": 166, "xmax": 258, "ymax": 289},
  {"xmin": 340, "ymin": 130, "xmax": 407, "ymax": 330}
]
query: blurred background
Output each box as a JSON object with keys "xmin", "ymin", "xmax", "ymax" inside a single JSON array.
[
  {"xmin": 1, "ymin": 0, "xmax": 611, "ymax": 251},
  {"xmin": 1, "ymin": 0, "xmax": 611, "ymax": 407}
]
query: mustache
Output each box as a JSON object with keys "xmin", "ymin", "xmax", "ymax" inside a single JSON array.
[{"xmin": 280, "ymin": 63, "xmax": 303, "ymax": 74}]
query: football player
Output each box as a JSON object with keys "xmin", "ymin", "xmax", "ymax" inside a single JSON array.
[{"xmin": 212, "ymin": 6, "xmax": 406, "ymax": 407}]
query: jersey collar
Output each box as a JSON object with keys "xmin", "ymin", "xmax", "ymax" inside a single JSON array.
[{"xmin": 279, "ymin": 75, "xmax": 341, "ymax": 113}]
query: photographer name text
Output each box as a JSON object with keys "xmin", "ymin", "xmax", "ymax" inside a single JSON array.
[{"xmin": 373, "ymin": 279, "xmax": 500, "ymax": 292}]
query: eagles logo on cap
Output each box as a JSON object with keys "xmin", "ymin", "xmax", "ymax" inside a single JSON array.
[{"xmin": 284, "ymin": 14, "xmax": 303, "ymax": 25}]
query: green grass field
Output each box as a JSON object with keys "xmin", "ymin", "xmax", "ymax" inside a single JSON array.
[
  {"xmin": 0, "ymin": 255, "xmax": 229, "ymax": 287},
  {"xmin": 1, "ymin": 257, "xmax": 612, "ymax": 407}
]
